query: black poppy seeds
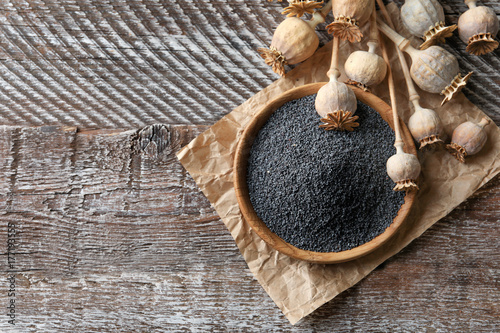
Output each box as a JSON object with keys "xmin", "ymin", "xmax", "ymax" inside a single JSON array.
[{"xmin": 246, "ymin": 94, "xmax": 405, "ymax": 253}]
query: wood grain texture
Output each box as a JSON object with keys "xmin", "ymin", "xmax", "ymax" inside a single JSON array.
[
  {"xmin": 0, "ymin": 0, "xmax": 498, "ymax": 127},
  {"xmin": 0, "ymin": 125, "xmax": 498, "ymax": 332},
  {"xmin": 0, "ymin": 0, "xmax": 498, "ymax": 331}
]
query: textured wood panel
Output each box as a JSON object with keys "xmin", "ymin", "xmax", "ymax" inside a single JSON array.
[
  {"xmin": 0, "ymin": 0, "xmax": 499, "ymax": 331},
  {"xmin": 0, "ymin": 0, "xmax": 499, "ymax": 128},
  {"xmin": 0, "ymin": 125, "xmax": 498, "ymax": 332}
]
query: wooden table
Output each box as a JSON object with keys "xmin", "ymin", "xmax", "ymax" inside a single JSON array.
[{"xmin": 0, "ymin": 1, "xmax": 499, "ymax": 331}]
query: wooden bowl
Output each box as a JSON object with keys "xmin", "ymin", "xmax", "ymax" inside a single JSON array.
[{"xmin": 234, "ymin": 82, "xmax": 417, "ymax": 264}]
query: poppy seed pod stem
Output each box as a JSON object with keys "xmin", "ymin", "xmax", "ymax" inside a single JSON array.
[
  {"xmin": 378, "ymin": 18, "xmax": 472, "ymax": 105},
  {"xmin": 308, "ymin": 10, "xmax": 326, "ymax": 28},
  {"xmin": 327, "ymin": 37, "xmax": 341, "ymax": 80},
  {"xmin": 320, "ymin": 0, "xmax": 333, "ymax": 18},
  {"xmin": 377, "ymin": 19, "xmax": 413, "ymax": 54},
  {"xmin": 367, "ymin": 41, "xmax": 377, "ymax": 53},
  {"xmin": 303, "ymin": 0, "xmax": 333, "ymax": 28},
  {"xmin": 465, "ymin": 0, "xmax": 477, "ymax": 9},
  {"xmin": 380, "ymin": 25, "xmax": 421, "ymax": 192},
  {"xmin": 478, "ymin": 118, "xmax": 490, "ymax": 128},
  {"xmin": 377, "ymin": 0, "xmax": 443, "ymax": 149},
  {"xmin": 379, "ymin": 34, "xmax": 403, "ymax": 148},
  {"xmin": 376, "ymin": 0, "xmax": 419, "ymax": 101},
  {"xmin": 344, "ymin": 3, "xmax": 387, "ymax": 91},
  {"xmin": 369, "ymin": 2, "xmax": 379, "ymax": 44}
]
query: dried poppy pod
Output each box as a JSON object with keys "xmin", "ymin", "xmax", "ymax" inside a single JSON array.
[
  {"xmin": 400, "ymin": 0, "xmax": 457, "ymax": 50},
  {"xmin": 408, "ymin": 103, "xmax": 444, "ymax": 149},
  {"xmin": 326, "ymin": 0, "xmax": 374, "ymax": 43},
  {"xmin": 345, "ymin": 43, "xmax": 387, "ymax": 90},
  {"xmin": 375, "ymin": 0, "xmax": 444, "ymax": 150},
  {"xmin": 378, "ymin": 20, "xmax": 421, "ymax": 192},
  {"xmin": 447, "ymin": 117, "xmax": 491, "ymax": 162},
  {"xmin": 315, "ymin": 38, "xmax": 359, "ymax": 131},
  {"xmin": 315, "ymin": 73, "xmax": 359, "ymax": 131},
  {"xmin": 458, "ymin": 0, "xmax": 499, "ymax": 55},
  {"xmin": 386, "ymin": 145, "xmax": 421, "ymax": 191},
  {"xmin": 378, "ymin": 20, "xmax": 473, "ymax": 106},
  {"xmin": 282, "ymin": 0, "xmax": 324, "ymax": 18},
  {"xmin": 345, "ymin": 6, "xmax": 387, "ymax": 91},
  {"xmin": 258, "ymin": 16, "xmax": 320, "ymax": 76}
]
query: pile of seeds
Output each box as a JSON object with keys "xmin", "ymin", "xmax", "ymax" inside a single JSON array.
[{"xmin": 247, "ymin": 94, "xmax": 405, "ymax": 253}]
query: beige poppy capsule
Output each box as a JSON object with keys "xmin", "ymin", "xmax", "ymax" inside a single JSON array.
[
  {"xmin": 316, "ymin": 74, "xmax": 357, "ymax": 112},
  {"xmin": 316, "ymin": 71, "xmax": 359, "ymax": 131},
  {"xmin": 326, "ymin": 0, "xmax": 374, "ymax": 43},
  {"xmin": 378, "ymin": 20, "xmax": 473, "ymax": 106},
  {"xmin": 345, "ymin": 45, "xmax": 387, "ymax": 90},
  {"xmin": 400, "ymin": 0, "xmax": 457, "ymax": 50},
  {"xmin": 315, "ymin": 37, "xmax": 359, "ymax": 132},
  {"xmin": 258, "ymin": 17, "xmax": 319, "ymax": 76},
  {"xmin": 408, "ymin": 104, "xmax": 444, "ymax": 149},
  {"xmin": 386, "ymin": 148, "xmax": 421, "ymax": 192},
  {"xmin": 446, "ymin": 117, "xmax": 491, "ymax": 163},
  {"xmin": 344, "ymin": 5, "xmax": 387, "ymax": 91},
  {"xmin": 258, "ymin": 2, "xmax": 333, "ymax": 76},
  {"xmin": 458, "ymin": 0, "xmax": 499, "ymax": 55}
]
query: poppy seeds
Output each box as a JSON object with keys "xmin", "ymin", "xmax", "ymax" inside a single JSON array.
[{"xmin": 246, "ymin": 94, "xmax": 405, "ymax": 253}]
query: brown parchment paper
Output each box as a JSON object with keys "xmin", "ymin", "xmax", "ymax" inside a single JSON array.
[{"xmin": 176, "ymin": 5, "xmax": 500, "ymax": 325}]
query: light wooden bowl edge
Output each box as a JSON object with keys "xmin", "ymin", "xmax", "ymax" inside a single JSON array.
[{"xmin": 233, "ymin": 82, "xmax": 417, "ymax": 264}]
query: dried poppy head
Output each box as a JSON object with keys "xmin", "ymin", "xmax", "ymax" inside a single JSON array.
[
  {"xmin": 447, "ymin": 118, "xmax": 491, "ymax": 163},
  {"xmin": 408, "ymin": 104, "xmax": 444, "ymax": 149},
  {"xmin": 315, "ymin": 71, "xmax": 359, "ymax": 131},
  {"xmin": 386, "ymin": 149, "xmax": 421, "ymax": 192},
  {"xmin": 400, "ymin": 0, "xmax": 457, "ymax": 50},
  {"xmin": 378, "ymin": 20, "xmax": 473, "ymax": 105},
  {"xmin": 258, "ymin": 11, "xmax": 326, "ymax": 76},
  {"xmin": 345, "ymin": 42, "xmax": 387, "ymax": 90},
  {"xmin": 458, "ymin": 0, "xmax": 499, "ymax": 55},
  {"xmin": 326, "ymin": 0, "xmax": 374, "ymax": 43}
]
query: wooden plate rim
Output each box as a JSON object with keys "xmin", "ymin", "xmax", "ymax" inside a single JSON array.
[{"xmin": 233, "ymin": 82, "xmax": 417, "ymax": 264}]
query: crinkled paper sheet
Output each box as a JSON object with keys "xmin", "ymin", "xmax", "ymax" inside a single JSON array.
[{"xmin": 176, "ymin": 5, "xmax": 500, "ymax": 325}]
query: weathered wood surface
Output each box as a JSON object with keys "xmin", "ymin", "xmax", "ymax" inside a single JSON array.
[
  {"xmin": 0, "ymin": 0, "xmax": 498, "ymax": 127},
  {"xmin": 0, "ymin": 125, "xmax": 498, "ymax": 332},
  {"xmin": 0, "ymin": 0, "xmax": 498, "ymax": 331}
]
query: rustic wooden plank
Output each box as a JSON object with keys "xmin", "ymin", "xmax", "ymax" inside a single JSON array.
[
  {"xmin": 0, "ymin": 0, "xmax": 498, "ymax": 128},
  {"xmin": 0, "ymin": 126, "xmax": 14, "ymax": 200},
  {"xmin": 1, "ymin": 125, "xmax": 214, "ymax": 273},
  {"xmin": 0, "ymin": 125, "xmax": 498, "ymax": 331},
  {"xmin": 0, "ymin": 0, "xmax": 499, "ymax": 331}
]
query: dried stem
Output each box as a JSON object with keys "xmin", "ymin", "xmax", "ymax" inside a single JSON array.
[
  {"xmin": 369, "ymin": 1, "xmax": 379, "ymax": 43},
  {"xmin": 375, "ymin": 0, "xmax": 394, "ymax": 29},
  {"xmin": 380, "ymin": 32, "xmax": 404, "ymax": 153},
  {"xmin": 327, "ymin": 37, "xmax": 341, "ymax": 80},
  {"xmin": 479, "ymin": 117, "xmax": 491, "ymax": 128},
  {"xmin": 464, "ymin": 0, "xmax": 477, "ymax": 9},
  {"xmin": 377, "ymin": 19, "xmax": 415, "ymax": 55},
  {"xmin": 320, "ymin": 0, "xmax": 333, "ymax": 17},
  {"xmin": 375, "ymin": 0, "xmax": 420, "ymax": 106},
  {"xmin": 308, "ymin": 0, "xmax": 334, "ymax": 27}
]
